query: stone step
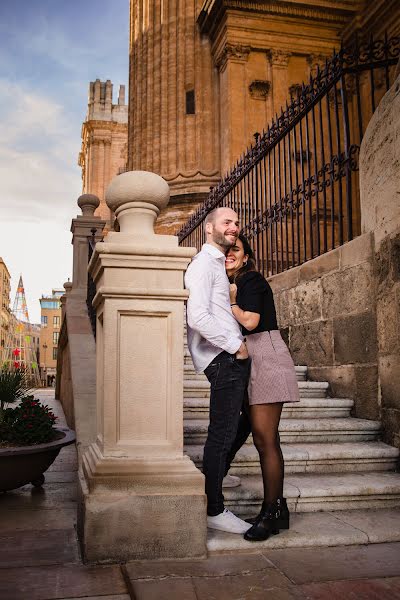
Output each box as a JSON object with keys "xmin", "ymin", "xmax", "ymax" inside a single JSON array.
[
  {"xmin": 184, "ymin": 379, "xmax": 329, "ymax": 399},
  {"xmin": 185, "ymin": 441, "xmax": 399, "ymax": 474},
  {"xmin": 184, "ymin": 397, "xmax": 354, "ymax": 420},
  {"xmin": 184, "ymin": 417, "xmax": 381, "ymax": 444},
  {"xmin": 207, "ymin": 507, "xmax": 400, "ymax": 553},
  {"xmin": 183, "ymin": 363, "xmax": 308, "ymax": 382},
  {"xmin": 214, "ymin": 472, "xmax": 400, "ymax": 517}
]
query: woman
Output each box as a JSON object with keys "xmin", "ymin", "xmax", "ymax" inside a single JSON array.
[{"xmin": 226, "ymin": 233, "xmax": 300, "ymax": 542}]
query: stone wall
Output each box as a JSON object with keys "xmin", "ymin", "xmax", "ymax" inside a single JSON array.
[
  {"xmin": 359, "ymin": 67, "xmax": 400, "ymax": 449},
  {"xmin": 269, "ymin": 233, "xmax": 379, "ymax": 421}
]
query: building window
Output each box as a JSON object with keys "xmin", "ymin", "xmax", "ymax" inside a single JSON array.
[
  {"xmin": 53, "ymin": 332, "xmax": 59, "ymax": 345},
  {"xmin": 53, "ymin": 347, "xmax": 58, "ymax": 360},
  {"xmin": 186, "ymin": 89, "xmax": 195, "ymax": 115},
  {"xmin": 53, "ymin": 315, "xmax": 60, "ymax": 327},
  {"xmin": 41, "ymin": 315, "xmax": 48, "ymax": 326}
]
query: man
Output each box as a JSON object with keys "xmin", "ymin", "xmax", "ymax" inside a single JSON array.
[{"xmin": 185, "ymin": 207, "xmax": 250, "ymax": 534}]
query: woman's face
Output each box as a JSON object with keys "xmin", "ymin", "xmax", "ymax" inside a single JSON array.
[{"xmin": 225, "ymin": 238, "xmax": 249, "ymax": 276}]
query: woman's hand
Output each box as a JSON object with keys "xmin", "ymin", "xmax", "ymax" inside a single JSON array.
[{"xmin": 229, "ymin": 283, "xmax": 237, "ymax": 304}]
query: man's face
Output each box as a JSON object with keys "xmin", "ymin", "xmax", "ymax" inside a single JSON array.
[{"xmin": 207, "ymin": 208, "xmax": 240, "ymax": 250}]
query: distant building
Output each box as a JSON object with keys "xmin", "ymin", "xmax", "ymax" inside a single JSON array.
[
  {"xmin": 78, "ymin": 79, "xmax": 128, "ymax": 229},
  {"xmin": 39, "ymin": 290, "xmax": 63, "ymax": 387},
  {"xmin": 0, "ymin": 258, "xmax": 11, "ymax": 363}
]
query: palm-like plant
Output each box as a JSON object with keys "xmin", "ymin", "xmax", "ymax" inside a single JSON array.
[{"xmin": 0, "ymin": 368, "xmax": 31, "ymax": 424}]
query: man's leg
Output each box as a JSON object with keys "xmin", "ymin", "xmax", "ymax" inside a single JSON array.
[
  {"xmin": 224, "ymin": 391, "xmax": 252, "ymax": 477},
  {"xmin": 203, "ymin": 354, "xmax": 249, "ymax": 516}
]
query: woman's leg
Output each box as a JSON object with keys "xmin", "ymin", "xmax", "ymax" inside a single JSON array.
[{"xmin": 250, "ymin": 403, "xmax": 284, "ymax": 503}]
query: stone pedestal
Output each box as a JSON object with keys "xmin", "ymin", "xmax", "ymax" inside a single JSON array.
[{"xmin": 78, "ymin": 171, "xmax": 206, "ymax": 562}]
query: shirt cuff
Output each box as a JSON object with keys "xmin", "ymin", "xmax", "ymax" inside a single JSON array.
[{"xmin": 224, "ymin": 338, "xmax": 243, "ymax": 355}]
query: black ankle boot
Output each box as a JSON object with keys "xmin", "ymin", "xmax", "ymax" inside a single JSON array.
[
  {"xmin": 244, "ymin": 501, "xmax": 281, "ymax": 542},
  {"xmin": 246, "ymin": 497, "xmax": 290, "ymax": 529},
  {"xmin": 276, "ymin": 497, "xmax": 289, "ymax": 530}
]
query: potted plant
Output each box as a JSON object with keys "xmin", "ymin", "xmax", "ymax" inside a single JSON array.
[{"xmin": 0, "ymin": 367, "xmax": 75, "ymax": 492}]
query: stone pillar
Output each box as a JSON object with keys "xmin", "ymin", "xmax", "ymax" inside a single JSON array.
[
  {"xmin": 268, "ymin": 49, "xmax": 291, "ymax": 116},
  {"xmin": 70, "ymin": 195, "xmax": 106, "ymax": 294},
  {"xmin": 78, "ymin": 171, "xmax": 206, "ymax": 562},
  {"xmin": 360, "ymin": 70, "xmax": 400, "ymax": 449}
]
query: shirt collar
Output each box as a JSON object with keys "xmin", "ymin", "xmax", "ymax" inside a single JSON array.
[{"xmin": 202, "ymin": 243, "xmax": 226, "ymax": 261}]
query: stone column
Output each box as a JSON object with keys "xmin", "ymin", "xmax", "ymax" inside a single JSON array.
[
  {"xmin": 78, "ymin": 170, "xmax": 206, "ymax": 562},
  {"xmin": 268, "ymin": 49, "xmax": 291, "ymax": 116},
  {"xmin": 70, "ymin": 195, "xmax": 106, "ymax": 295}
]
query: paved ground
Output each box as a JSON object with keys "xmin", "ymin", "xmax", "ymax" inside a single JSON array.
[{"xmin": 1, "ymin": 390, "xmax": 400, "ymax": 600}]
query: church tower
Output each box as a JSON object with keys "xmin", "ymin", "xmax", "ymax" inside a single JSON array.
[{"xmin": 79, "ymin": 79, "xmax": 128, "ymax": 227}]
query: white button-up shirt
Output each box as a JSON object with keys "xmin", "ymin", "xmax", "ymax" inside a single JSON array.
[{"xmin": 185, "ymin": 243, "xmax": 243, "ymax": 373}]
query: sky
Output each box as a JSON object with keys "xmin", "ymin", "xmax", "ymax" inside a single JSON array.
[{"xmin": 0, "ymin": 0, "xmax": 129, "ymax": 322}]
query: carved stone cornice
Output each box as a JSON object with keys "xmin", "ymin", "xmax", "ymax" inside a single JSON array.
[
  {"xmin": 249, "ymin": 80, "xmax": 271, "ymax": 100},
  {"xmin": 215, "ymin": 43, "xmax": 251, "ymax": 73},
  {"xmin": 268, "ymin": 49, "xmax": 292, "ymax": 68},
  {"xmin": 198, "ymin": 1, "xmax": 357, "ymax": 38}
]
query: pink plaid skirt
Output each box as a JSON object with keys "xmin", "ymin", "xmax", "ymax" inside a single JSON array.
[{"xmin": 246, "ymin": 330, "xmax": 300, "ymax": 405}]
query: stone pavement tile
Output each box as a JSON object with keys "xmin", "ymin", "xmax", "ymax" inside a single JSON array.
[
  {"xmin": 1, "ymin": 564, "xmax": 128, "ymax": 600},
  {"xmin": 0, "ymin": 507, "xmax": 76, "ymax": 531},
  {"xmin": 45, "ymin": 471, "xmax": 77, "ymax": 484},
  {"xmin": 0, "ymin": 528, "xmax": 79, "ymax": 568},
  {"xmin": 125, "ymin": 552, "xmax": 272, "ymax": 579},
  {"xmin": 0, "ymin": 482, "xmax": 77, "ymax": 510},
  {"xmin": 300, "ymin": 576, "xmax": 400, "ymax": 599},
  {"xmin": 262, "ymin": 542, "xmax": 400, "ymax": 585},
  {"xmin": 192, "ymin": 571, "xmax": 302, "ymax": 600},
  {"xmin": 131, "ymin": 578, "xmax": 197, "ymax": 600},
  {"xmin": 58, "ymin": 596, "xmax": 130, "ymax": 600},
  {"xmin": 331, "ymin": 508, "xmax": 400, "ymax": 543}
]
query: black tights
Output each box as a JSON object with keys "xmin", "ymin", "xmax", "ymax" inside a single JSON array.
[{"xmin": 250, "ymin": 403, "xmax": 284, "ymax": 503}]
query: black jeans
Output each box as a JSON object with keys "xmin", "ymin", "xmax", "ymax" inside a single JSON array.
[{"xmin": 203, "ymin": 351, "xmax": 250, "ymax": 516}]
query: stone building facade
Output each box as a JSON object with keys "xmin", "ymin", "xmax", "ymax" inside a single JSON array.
[
  {"xmin": 78, "ymin": 79, "xmax": 128, "ymax": 229},
  {"xmin": 0, "ymin": 257, "xmax": 11, "ymax": 362},
  {"xmin": 127, "ymin": 0, "xmax": 400, "ymax": 234},
  {"xmin": 39, "ymin": 290, "xmax": 63, "ymax": 387}
]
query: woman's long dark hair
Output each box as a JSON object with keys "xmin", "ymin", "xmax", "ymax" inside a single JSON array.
[{"xmin": 229, "ymin": 233, "xmax": 257, "ymax": 283}]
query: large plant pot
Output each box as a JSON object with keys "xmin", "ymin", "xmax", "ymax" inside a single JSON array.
[{"xmin": 0, "ymin": 427, "xmax": 76, "ymax": 492}]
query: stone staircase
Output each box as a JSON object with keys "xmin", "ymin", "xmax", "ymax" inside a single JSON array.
[{"xmin": 183, "ymin": 337, "xmax": 400, "ymax": 550}]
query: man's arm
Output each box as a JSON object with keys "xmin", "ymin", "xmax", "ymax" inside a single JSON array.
[{"xmin": 185, "ymin": 262, "xmax": 243, "ymax": 355}]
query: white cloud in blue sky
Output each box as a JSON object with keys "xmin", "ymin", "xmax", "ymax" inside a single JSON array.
[{"xmin": 0, "ymin": 0, "xmax": 129, "ymax": 321}]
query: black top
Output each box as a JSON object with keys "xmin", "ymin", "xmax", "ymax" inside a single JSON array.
[{"xmin": 235, "ymin": 270, "xmax": 278, "ymax": 335}]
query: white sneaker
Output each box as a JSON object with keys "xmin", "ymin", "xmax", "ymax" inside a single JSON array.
[
  {"xmin": 222, "ymin": 474, "xmax": 241, "ymax": 488},
  {"xmin": 207, "ymin": 509, "xmax": 251, "ymax": 534}
]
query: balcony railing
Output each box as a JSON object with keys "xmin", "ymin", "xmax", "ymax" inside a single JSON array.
[{"xmin": 177, "ymin": 34, "xmax": 400, "ymax": 276}]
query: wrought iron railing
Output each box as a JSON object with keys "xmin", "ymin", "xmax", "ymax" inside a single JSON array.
[
  {"xmin": 87, "ymin": 228, "xmax": 97, "ymax": 338},
  {"xmin": 178, "ymin": 34, "xmax": 400, "ymax": 276}
]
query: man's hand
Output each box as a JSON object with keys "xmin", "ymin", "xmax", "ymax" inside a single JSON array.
[
  {"xmin": 236, "ymin": 341, "xmax": 248, "ymax": 360},
  {"xmin": 229, "ymin": 283, "xmax": 237, "ymax": 304}
]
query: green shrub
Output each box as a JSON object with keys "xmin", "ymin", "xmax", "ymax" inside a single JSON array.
[{"xmin": 3, "ymin": 396, "xmax": 57, "ymax": 445}]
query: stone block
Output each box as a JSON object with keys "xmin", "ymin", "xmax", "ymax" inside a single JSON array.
[
  {"xmin": 333, "ymin": 311, "xmax": 377, "ymax": 365},
  {"xmin": 340, "ymin": 233, "xmax": 374, "ymax": 269},
  {"xmin": 380, "ymin": 354, "xmax": 400, "ymax": 410},
  {"xmin": 321, "ymin": 262, "xmax": 375, "ymax": 318},
  {"xmin": 268, "ymin": 266, "xmax": 300, "ymax": 293},
  {"xmin": 289, "ymin": 320, "xmax": 333, "ymax": 367},
  {"xmin": 288, "ymin": 279, "xmax": 323, "ymax": 325},
  {"xmin": 381, "ymin": 408, "xmax": 400, "ymax": 449},
  {"xmin": 277, "ymin": 290, "xmax": 291, "ymax": 328},
  {"xmin": 307, "ymin": 365, "xmax": 379, "ymax": 420},
  {"xmin": 78, "ymin": 474, "xmax": 207, "ymax": 562},
  {"xmin": 376, "ymin": 285, "xmax": 400, "ymax": 354},
  {"xmin": 299, "ymin": 248, "xmax": 339, "ymax": 283}
]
